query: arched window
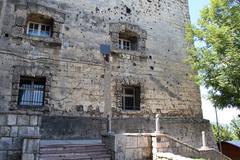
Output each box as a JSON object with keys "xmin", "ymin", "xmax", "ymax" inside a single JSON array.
[{"xmin": 26, "ymin": 14, "xmax": 54, "ymax": 38}]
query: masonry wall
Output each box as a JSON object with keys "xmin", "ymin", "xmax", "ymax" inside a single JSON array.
[
  {"xmin": 0, "ymin": 0, "xmax": 214, "ymax": 154},
  {"xmin": 0, "ymin": 0, "xmax": 202, "ymax": 118}
]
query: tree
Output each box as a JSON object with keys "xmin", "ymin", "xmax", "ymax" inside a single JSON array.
[
  {"xmin": 186, "ymin": 0, "xmax": 240, "ymax": 109},
  {"xmin": 211, "ymin": 124, "xmax": 235, "ymax": 142}
]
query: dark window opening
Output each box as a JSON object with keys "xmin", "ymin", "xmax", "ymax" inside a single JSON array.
[
  {"xmin": 18, "ymin": 76, "xmax": 46, "ymax": 107},
  {"xmin": 122, "ymin": 86, "xmax": 140, "ymax": 110},
  {"xmin": 119, "ymin": 31, "xmax": 138, "ymax": 51}
]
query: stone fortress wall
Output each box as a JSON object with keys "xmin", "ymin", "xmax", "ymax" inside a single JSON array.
[{"xmin": 0, "ymin": 1, "xmax": 216, "ymax": 158}]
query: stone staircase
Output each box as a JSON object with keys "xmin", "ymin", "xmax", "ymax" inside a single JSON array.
[{"xmin": 39, "ymin": 140, "xmax": 111, "ymax": 160}]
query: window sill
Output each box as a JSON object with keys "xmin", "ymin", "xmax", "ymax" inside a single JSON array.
[
  {"xmin": 9, "ymin": 105, "xmax": 50, "ymax": 112},
  {"xmin": 13, "ymin": 34, "xmax": 62, "ymax": 47},
  {"xmin": 111, "ymin": 49, "xmax": 147, "ymax": 59},
  {"xmin": 122, "ymin": 110, "xmax": 142, "ymax": 114}
]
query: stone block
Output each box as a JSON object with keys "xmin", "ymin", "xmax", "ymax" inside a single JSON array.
[
  {"xmin": 17, "ymin": 115, "xmax": 29, "ymax": 125},
  {"xmin": 157, "ymin": 142, "xmax": 170, "ymax": 148},
  {"xmin": 7, "ymin": 114, "xmax": 17, "ymax": 125},
  {"xmin": 0, "ymin": 137, "xmax": 12, "ymax": 150},
  {"xmin": 23, "ymin": 138, "xmax": 40, "ymax": 154},
  {"xmin": 38, "ymin": 116, "xmax": 42, "ymax": 126},
  {"xmin": 0, "ymin": 126, "xmax": 10, "ymax": 136},
  {"xmin": 126, "ymin": 136, "xmax": 138, "ymax": 149},
  {"xmin": 0, "ymin": 114, "xmax": 7, "ymax": 125},
  {"xmin": 115, "ymin": 152, "xmax": 125, "ymax": 160},
  {"xmin": 115, "ymin": 135, "xmax": 127, "ymax": 152},
  {"xmin": 29, "ymin": 116, "xmax": 38, "ymax": 126},
  {"xmin": 18, "ymin": 127, "xmax": 39, "ymax": 137},
  {"xmin": 0, "ymin": 151, "xmax": 7, "ymax": 160},
  {"xmin": 8, "ymin": 151, "xmax": 22, "ymax": 160},
  {"xmin": 125, "ymin": 148, "xmax": 142, "ymax": 160},
  {"xmin": 10, "ymin": 126, "xmax": 18, "ymax": 137},
  {"xmin": 137, "ymin": 136, "xmax": 149, "ymax": 148},
  {"xmin": 12, "ymin": 137, "xmax": 22, "ymax": 150},
  {"xmin": 11, "ymin": 26, "xmax": 24, "ymax": 37},
  {"xmin": 142, "ymin": 147, "xmax": 152, "ymax": 159},
  {"xmin": 15, "ymin": 16, "xmax": 25, "ymax": 26},
  {"xmin": 21, "ymin": 154, "xmax": 34, "ymax": 160}
]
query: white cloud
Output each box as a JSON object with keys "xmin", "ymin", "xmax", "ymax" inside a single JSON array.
[{"xmin": 200, "ymin": 86, "xmax": 239, "ymax": 124}]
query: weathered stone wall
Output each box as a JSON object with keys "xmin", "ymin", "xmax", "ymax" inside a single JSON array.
[
  {"xmin": 0, "ymin": 0, "xmax": 202, "ymax": 118},
  {"xmin": 102, "ymin": 133, "xmax": 152, "ymax": 160},
  {"xmin": 0, "ymin": 0, "xmax": 215, "ymax": 155},
  {"xmin": 40, "ymin": 116, "xmax": 215, "ymax": 149}
]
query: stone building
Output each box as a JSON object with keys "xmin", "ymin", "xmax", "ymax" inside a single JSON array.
[{"xmin": 0, "ymin": 0, "xmax": 216, "ymax": 159}]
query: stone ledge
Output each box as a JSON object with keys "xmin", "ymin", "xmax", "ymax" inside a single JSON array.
[{"xmin": 0, "ymin": 110, "xmax": 43, "ymax": 116}]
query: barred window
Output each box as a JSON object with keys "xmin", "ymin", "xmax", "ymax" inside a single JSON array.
[
  {"xmin": 122, "ymin": 86, "xmax": 140, "ymax": 110},
  {"xmin": 18, "ymin": 76, "xmax": 46, "ymax": 107}
]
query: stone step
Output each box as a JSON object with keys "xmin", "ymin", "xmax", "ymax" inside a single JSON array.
[
  {"xmin": 40, "ymin": 140, "xmax": 102, "ymax": 147},
  {"xmin": 40, "ymin": 157, "xmax": 110, "ymax": 160},
  {"xmin": 40, "ymin": 151, "xmax": 109, "ymax": 157},
  {"xmin": 39, "ymin": 153, "xmax": 111, "ymax": 160},
  {"xmin": 39, "ymin": 140, "xmax": 111, "ymax": 160},
  {"xmin": 40, "ymin": 153, "xmax": 111, "ymax": 157},
  {"xmin": 40, "ymin": 146, "xmax": 108, "ymax": 154},
  {"xmin": 41, "ymin": 143, "xmax": 106, "ymax": 149}
]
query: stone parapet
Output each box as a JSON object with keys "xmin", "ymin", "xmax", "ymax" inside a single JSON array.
[
  {"xmin": 102, "ymin": 133, "xmax": 152, "ymax": 160},
  {"xmin": 152, "ymin": 134, "xmax": 231, "ymax": 160},
  {"xmin": 102, "ymin": 133, "xmax": 230, "ymax": 160},
  {"xmin": 0, "ymin": 111, "xmax": 41, "ymax": 160}
]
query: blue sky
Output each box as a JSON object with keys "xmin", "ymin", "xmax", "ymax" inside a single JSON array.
[
  {"xmin": 189, "ymin": 0, "xmax": 210, "ymax": 24},
  {"xmin": 188, "ymin": 0, "xmax": 239, "ymax": 124}
]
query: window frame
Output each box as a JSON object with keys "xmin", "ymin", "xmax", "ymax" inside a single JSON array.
[
  {"xmin": 26, "ymin": 21, "xmax": 52, "ymax": 38},
  {"xmin": 119, "ymin": 39, "xmax": 132, "ymax": 50},
  {"xmin": 122, "ymin": 86, "xmax": 140, "ymax": 111},
  {"xmin": 17, "ymin": 76, "xmax": 46, "ymax": 108}
]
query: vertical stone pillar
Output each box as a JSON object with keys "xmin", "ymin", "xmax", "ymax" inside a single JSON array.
[
  {"xmin": 107, "ymin": 114, "xmax": 112, "ymax": 134},
  {"xmin": 104, "ymin": 61, "xmax": 113, "ymax": 134},
  {"xmin": 22, "ymin": 136, "xmax": 40, "ymax": 160},
  {"xmin": 200, "ymin": 131, "xmax": 209, "ymax": 150},
  {"xmin": 155, "ymin": 114, "xmax": 161, "ymax": 133}
]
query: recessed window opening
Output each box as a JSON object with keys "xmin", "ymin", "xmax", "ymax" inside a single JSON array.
[
  {"xmin": 26, "ymin": 14, "xmax": 53, "ymax": 38},
  {"xmin": 18, "ymin": 76, "xmax": 46, "ymax": 107},
  {"xmin": 119, "ymin": 31, "xmax": 138, "ymax": 51},
  {"xmin": 122, "ymin": 86, "xmax": 140, "ymax": 110}
]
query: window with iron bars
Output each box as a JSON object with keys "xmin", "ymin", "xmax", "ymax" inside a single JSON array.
[
  {"xmin": 18, "ymin": 76, "xmax": 46, "ymax": 107},
  {"xmin": 122, "ymin": 86, "xmax": 140, "ymax": 110}
]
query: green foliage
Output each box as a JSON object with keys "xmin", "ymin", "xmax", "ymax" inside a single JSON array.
[
  {"xmin": 186, "ymin": 0, "xmax": 240, "ymax": 109},
  {"xmin": 230, "ymin": 117, "xmax": 240, "ymax": 139},
  {"xmin": 211, "ymin": 123, "xmax": 235, "ymax": 142}
]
